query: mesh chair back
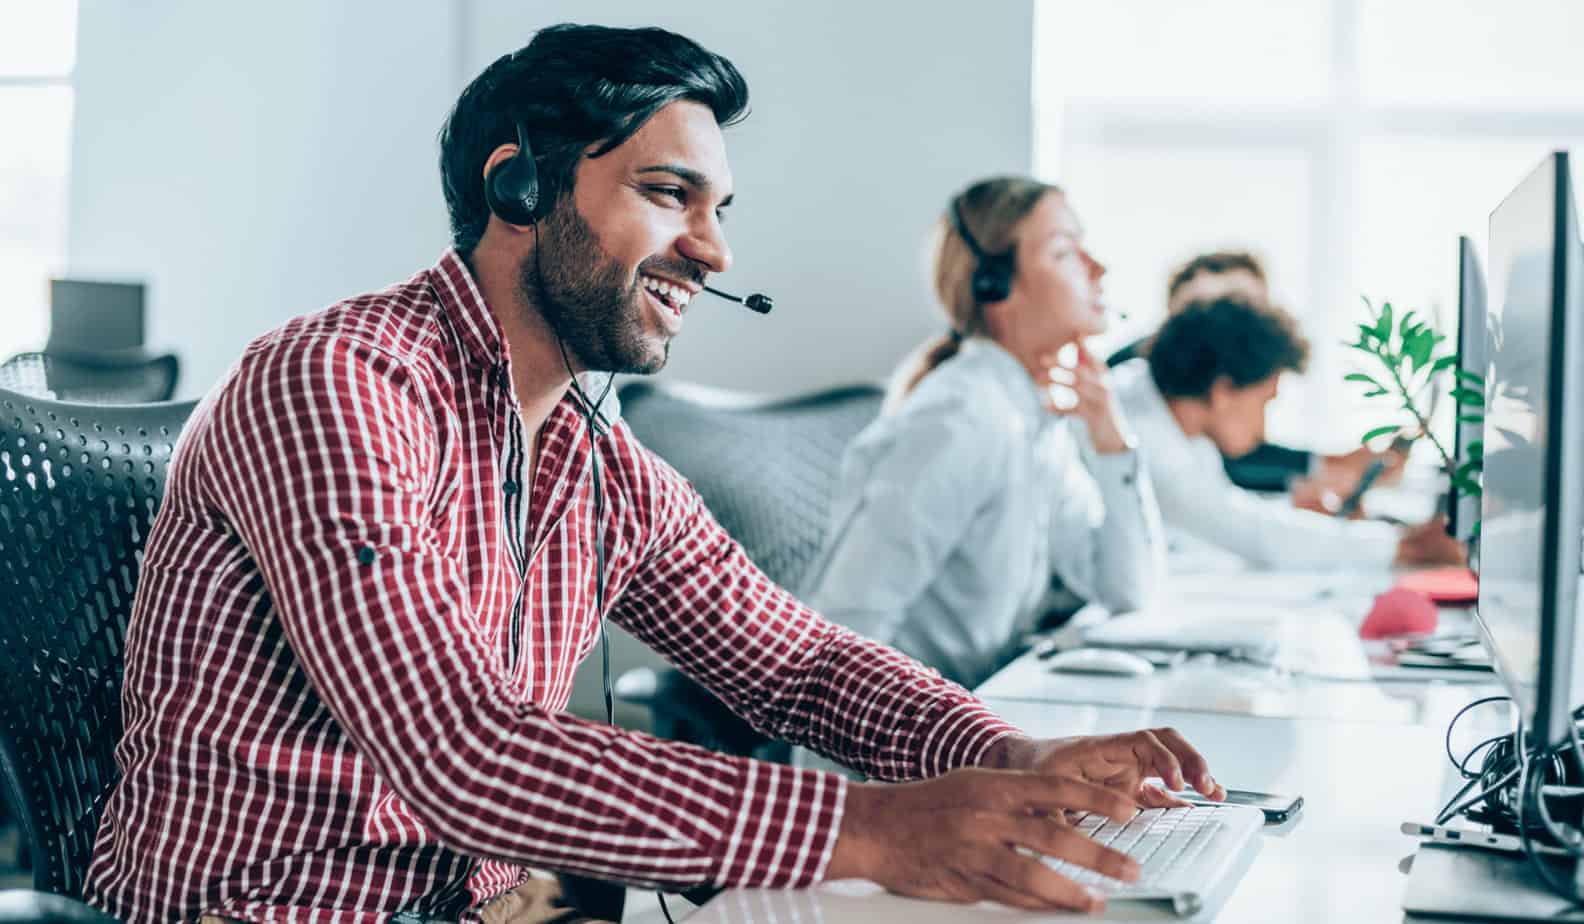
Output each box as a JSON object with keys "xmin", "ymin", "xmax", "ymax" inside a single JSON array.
[
  {"xmin": 0, "ymin": 352, "xmax": 180, "ymax": 405},
  {"xmin": 0, "ymin": 388, "xmax": 196, "ymax": 897},
  {"xmin": 618, "ymin": 381, "xmax": 884, "ymax": 594}
]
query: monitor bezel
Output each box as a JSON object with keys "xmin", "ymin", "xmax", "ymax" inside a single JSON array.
[
  {"xmin": 1449, "ymin": 234, "xmax": 1487, "ymax": 550},
  {"xmin": 1473, "ymin": 150, "xmax": 1584, "ymax": 749}
]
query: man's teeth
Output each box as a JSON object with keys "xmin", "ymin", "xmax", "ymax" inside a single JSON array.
[{"xmin": 641, "ymin": 275, "xmax": 692, "ymax": 311}]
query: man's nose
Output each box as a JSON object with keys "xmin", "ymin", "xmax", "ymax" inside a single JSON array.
[{"xmin": 680, "ymin": 212, "xmax": 732, "ymax": 275}]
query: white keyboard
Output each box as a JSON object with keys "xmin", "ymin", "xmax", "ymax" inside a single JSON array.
[{"xmin": 1045, "ymin": 804, "xmax": 1265, "ymax": 917}]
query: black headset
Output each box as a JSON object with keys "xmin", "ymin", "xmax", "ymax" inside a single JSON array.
[
  {"xmin": 949, "ymin": 195, "xmax": 1016, "ymax": 305},
  {"xmin": 485, "ymin": 121, "xmax": 544, "ymax": 226}
]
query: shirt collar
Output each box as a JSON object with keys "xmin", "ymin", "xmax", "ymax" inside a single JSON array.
[
  {"xmin": 429, "ymin": 248, "xmax": 508, "ymax": 368},
  {"xmin": 957, "ymin": 337, "xmax": 1050, "ymax": 426}
]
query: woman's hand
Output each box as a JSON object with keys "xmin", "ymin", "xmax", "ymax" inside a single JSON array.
[{"xmin": 1040, "ymin": 345, "xmax": 1132, "ymax": 454}]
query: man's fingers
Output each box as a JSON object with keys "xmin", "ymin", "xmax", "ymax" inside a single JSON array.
[
  {"xmin": 1005, "ymin": 815, "xmax": 1140, "ymax": 883},
  {"xmin": 1005, "ymin": 772, "xmax": 1139, "ymax": 823},
  {"xmin": 1137, "ymin": 782, "xmax": 1191, "ymax": 809},
  {"xmin": 980, "ymin": 850, "xmax": 1104, "ymax": 912},
  {"xmin": 1127, "ymin": 730, "xmax": 1186, "ymax": 791},
  {"xmin": 1149, "ymin": 727, "xmax": 1219, "ymax": 797}
]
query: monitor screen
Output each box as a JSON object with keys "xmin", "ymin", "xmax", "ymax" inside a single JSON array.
[
  {"xmin": 1450, "ymin": 236, "xmax": 1487, "ymax": 549},
  {"xmin": 47, "ymin": 279, "xmax": 145, "ymax": 353},
  {"xmin": 1477, "ymin": 151, "xmax": 1584, "ymax": 746}
]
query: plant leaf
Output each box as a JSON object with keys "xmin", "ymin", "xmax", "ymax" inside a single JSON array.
[
  {"xmin": 1361, "ymin": 424, "xmax": 1401, "ymax": 445},
  {"xmin": 1406, "ymin": 329, "xmax": 1435, "ymax": 372},
  {"xmin": 1376, "ymin": 302, "xmax": 1395, "ymax": 342},
  {"xmin": 1433, "ymin": 355, "xmax": 1458, "ymax": 372}
]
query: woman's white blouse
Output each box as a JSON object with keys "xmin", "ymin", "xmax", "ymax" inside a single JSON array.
[{"xmin": 804, "ymin": 339, "xmax": 1165, "ymax": 688}]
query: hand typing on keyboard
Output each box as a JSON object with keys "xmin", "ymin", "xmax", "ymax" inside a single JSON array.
[
  {"xmin": 825, "ymin": 727, "xmax": 1225, "ymax": 914},
  {"xmin": 985, "ymin": 728, "xmax": 1227, "ymax": 809}
]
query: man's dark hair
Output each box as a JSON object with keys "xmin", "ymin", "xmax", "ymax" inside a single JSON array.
[
  {"xmin": 1166, "ymin": 250, "xmax": 1268, "ymax": 301},
  {"xmin": 1147, "ymin": 295, "xmax": 1310, "ymax": 399},
  {"xmin": 439, "ymin": 24, "xmax": 749, "ymax": 254}
]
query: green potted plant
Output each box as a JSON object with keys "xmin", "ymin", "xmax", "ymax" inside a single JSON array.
[{"xmin": 1343, "ymin": 297, "xmax": 1484, "ymax": 531}]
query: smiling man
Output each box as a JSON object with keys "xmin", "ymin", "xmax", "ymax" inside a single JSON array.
[{"xmin": 85, "ymin": 24, "xmax": 1222, "ymax": 924}]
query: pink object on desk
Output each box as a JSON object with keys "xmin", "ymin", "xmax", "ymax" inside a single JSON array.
[
  {"xmin": 1359, "ymin": 587, "xmax": 1439, "ymax": 639},
  {"xmin": 1394, "ymin": 567, "xmax": 1478, "ymax": 604}
]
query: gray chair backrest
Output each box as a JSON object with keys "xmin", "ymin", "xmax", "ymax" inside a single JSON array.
[
  {"xmin": 0, "ymin": 388, "xmax": 196, "ymax": 897},
  {"xmin": 618, "ymin": 381, "xmax": 884, "ymax": 595},
  {"xmin": 0, "ymin": 352, "xmax": 180, "ymax": 406}
]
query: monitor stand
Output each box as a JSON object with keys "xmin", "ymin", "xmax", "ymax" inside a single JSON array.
[{"xmin": 1404, "ymin": 844, "xmax": 1584, "ymax": 920}]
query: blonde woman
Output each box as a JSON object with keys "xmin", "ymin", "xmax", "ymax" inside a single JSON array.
[{"xmin": 805, "ymin": 177, "xmax": 1164, "ymax": 688}]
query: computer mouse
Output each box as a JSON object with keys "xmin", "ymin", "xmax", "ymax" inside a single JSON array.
[
  {"xmin": 1359, "ymin": 587, "xmax": 1439, "ymax": 639},
  {"xmin": 1044, "ymin": 647, "xmax": 1156, "ymax": 676}
]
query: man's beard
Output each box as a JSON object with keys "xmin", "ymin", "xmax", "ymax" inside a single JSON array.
[{"xmin": 518, "ymin": 203, "xmax": 680, "ymax": 375}]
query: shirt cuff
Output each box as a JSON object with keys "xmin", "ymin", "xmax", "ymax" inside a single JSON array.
[
  {"xmin": 1087, "ymin": 446, "xmax": 1142, "ymax": 490},
  {"xmin": 916, "ymin": 699, "xmax": 1023, "ymax": 779},
  {"xmin": 716, "ymin": 761, "xmax": 848, "ymax": 888}
]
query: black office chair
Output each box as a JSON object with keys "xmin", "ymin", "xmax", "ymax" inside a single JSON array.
[
  {"xmin": 0, "ymin": 387, "xmax": 196, "ymax": 915},
  {"xmin": 0, "ymin": 352, "xmax": 180, "ymax": 405},
  {"xmin": 613, "ymin": 380, "xmax": 885, "ymax": 760}
]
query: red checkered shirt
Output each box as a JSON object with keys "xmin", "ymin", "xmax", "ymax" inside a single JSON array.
[{"xmin": 84, "ymin": 250, "xmax": 1018, "ymax": 923}]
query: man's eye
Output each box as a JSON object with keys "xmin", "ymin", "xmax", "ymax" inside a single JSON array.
[{"xmin": 647, "ymin": 185, "xmax": 686, "ymax": 205}]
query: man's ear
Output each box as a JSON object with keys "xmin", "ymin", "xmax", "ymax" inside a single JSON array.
[
  {"xmin": 1206, "ymin": 375, "xmax": 1233, "ymax": 411},
  {"xmin": 481, "ymin": 144, "xmax": 519, "ymax": 182}
]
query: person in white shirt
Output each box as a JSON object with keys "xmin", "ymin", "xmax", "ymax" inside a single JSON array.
[
  {"xmin": 1112, "ymin": 294, "xmax": 1464, "ymax": 570},
  {"xmin": 803, "ymin": 176, "xmax": 1165, "ymax": 688},
  {"xmin": 1108, "ymin": 249, "xmax": 1399, "ymax": 497}
]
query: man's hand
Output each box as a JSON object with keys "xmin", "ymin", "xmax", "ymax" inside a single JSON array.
[
  {"xmin": 1321, "ymin": 446, "xmax": 1407, "ymax": 488},
  {"xmin": 1290, "ymin": 476, "xmax": 1363, "ymax": 518},
  {"xmin": 824, "ymin": 729, "xmax": 1224, "ymax": 912},
  {"xmin": 826, "ymin": 768, "xmax": 1142, "ymax": 912},
  {"xmin": 981, "ymin": 730, "xmax": 1225, "ymax": 807},
  {"xmin": 1395, "ymin": 513, "xmax": 1467, "ymax": 567}
]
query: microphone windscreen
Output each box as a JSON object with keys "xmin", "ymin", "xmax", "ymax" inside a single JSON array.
[{"xmin": 744, "ymin": 293, "xmax": 773, "ymax": 314}]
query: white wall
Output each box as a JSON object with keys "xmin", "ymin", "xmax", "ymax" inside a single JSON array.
[
  {"xmin": 466, "ymin": 1, "xmax": 1034, "ymax": 394},
  {"xmin": 69, "ymin": 0, "xmax": 1033, "ymax": 399},
  {"xmin": 68, "ymin": 0, "xmax": 459, "ymax": 397}
]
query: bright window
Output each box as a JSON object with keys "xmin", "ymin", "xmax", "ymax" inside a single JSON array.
[
  {"xmin": 0, "ymin": 1, "xmax": 77, "ymax": 361},
  {"xmin": 1036, "ymin": 0, "xmax": 1584, "ymax": 451}
]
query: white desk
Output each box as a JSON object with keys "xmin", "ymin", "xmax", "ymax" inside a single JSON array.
[
  {"xmin": 976, "ymin": 647, "xmax": 1498, "ymax": 726},
  {"xmin": 690, "ymin": 699, "xmax": 1479, "ymax": 923},
  {"xmin": 976, "ymin": 566, "xmax": 1497, "ymax": 725}
]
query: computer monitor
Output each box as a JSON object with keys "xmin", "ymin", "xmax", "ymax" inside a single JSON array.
[
  {"xmin": 1449, "ymin": 235, "xmax": 1488, "ymax": 549},
  {"xmin": 1476, "ymin": 151, "xmax": 1584, "ymax": 748},
  {"xmin": 46, "ymin": 279, "xmax": 145, "ymax": 353}
]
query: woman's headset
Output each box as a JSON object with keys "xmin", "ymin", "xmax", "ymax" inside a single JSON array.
[{"xmin": 949, "ymin": 195, "xmax": 1016, "ymax": 305}]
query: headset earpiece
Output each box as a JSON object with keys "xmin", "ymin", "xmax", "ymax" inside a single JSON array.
[
  {"xmin": 950, "ymin": 197, "xmax": 1015, "ymax": 305},
  {"xmin": 485, "ymin": 122, "xmax": 542, "ymax": 226},
  {"xmin": 970, "ymin": 252, "xmax": 1015, "ymax": 304}
]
